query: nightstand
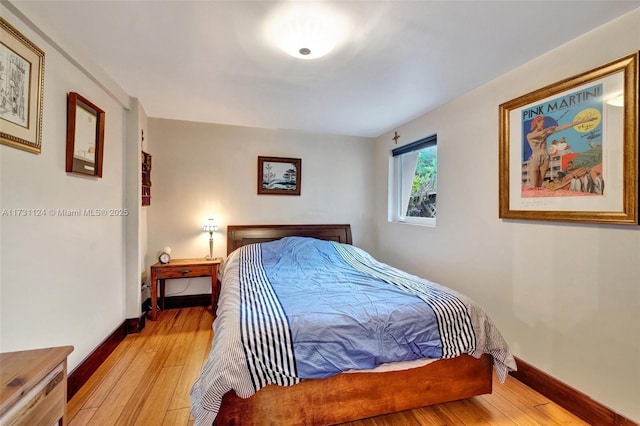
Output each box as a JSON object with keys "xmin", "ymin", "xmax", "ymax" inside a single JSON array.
[
  {"xmin": 149, "ymin": 257, "xmax": 222, "ymax": 320},
  {"xmin": 0, "ymin": 345, "xmax": 74, "ymax": 425}
]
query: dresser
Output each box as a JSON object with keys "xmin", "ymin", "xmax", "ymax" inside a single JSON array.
[{"xmin": 0, "ymin": 345, "xmax": 74, "ymax": 425}]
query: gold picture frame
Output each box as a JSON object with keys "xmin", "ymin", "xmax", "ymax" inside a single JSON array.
[
  {"xmin": 0, "ymin": 17, "xmax": 45, "ymax": 154},
  {"xmin": 499, "ymin": 52, "xmax": 638, "ymax": 225},
  {"xmin": 257, "ymin": 156, "xmax": 301, "ymax": 195},
  {"xmin": 65, "ymin": 92, "xmax": 105, "ymax": 177}
]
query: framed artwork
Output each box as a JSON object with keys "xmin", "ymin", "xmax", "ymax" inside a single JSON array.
[
  {"xmin": 142, "ymin": 151, "xmax": 152, "ymax": 206},
  {"xmin": 258, "ymin": 156, "xmax": 301, "ymax": 195},
  {"xmin": 499, "ymin": 52, "xmax": 638, "ymax": 225},
  {"xmin": 0, "ymin": 17, "xmax": 45, "ymax": 154},
  {"xmin": 66, "ymin": 92, "xmax": 105, "ymax": 177}
]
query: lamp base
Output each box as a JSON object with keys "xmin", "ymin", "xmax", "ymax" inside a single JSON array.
[{"xmin": 207, "ymin": 234, "xmax": 214, "ymax": 260}]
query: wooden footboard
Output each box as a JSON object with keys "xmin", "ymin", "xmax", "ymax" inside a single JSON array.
[{"xmin": 215, "ymin": 354, "xmax": 493, "ymax": 425}]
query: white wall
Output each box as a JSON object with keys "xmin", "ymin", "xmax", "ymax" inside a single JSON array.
[
  {"xmin": 0, "ymin": 6, "xmax": 131, "ymax": 370},
  {"xmin": 374, "ymin": 9, "xmax": 640, "ymax": 422},
  {"xmin": 124, "ymin": 99, "xmax": 149, "ymax": 318},
  {"xmin": 147, "ymin": 118, "xmax": 375, "ymax": 295}
]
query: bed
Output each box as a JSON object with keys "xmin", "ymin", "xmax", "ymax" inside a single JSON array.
[{"xmin": 190, "ymin": 224, "xmax": 516, "ymax": 425}]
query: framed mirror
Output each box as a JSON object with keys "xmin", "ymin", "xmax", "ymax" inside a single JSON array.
[{"xmin": 66, "ymin": 92, "xmax": 105, "ymax": 177}]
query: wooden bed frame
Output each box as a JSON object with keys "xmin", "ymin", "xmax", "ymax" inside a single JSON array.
[{"xmin": 215, "ymin": 224, "xmax": 493, "ymax": 425}]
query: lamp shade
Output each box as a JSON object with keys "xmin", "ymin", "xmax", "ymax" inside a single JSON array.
[{"xmin": 202, "ymin": 218, "xmax": 218, "ymax": 233}]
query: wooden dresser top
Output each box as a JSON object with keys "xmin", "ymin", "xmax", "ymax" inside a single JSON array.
[{"xmin": 0, "ymin": 345, "xmax": 73, "ymax": 416}]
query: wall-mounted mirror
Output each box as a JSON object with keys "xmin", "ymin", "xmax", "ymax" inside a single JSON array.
[{"xmin": 65, "ymin": 92, "xmax": 105, "ymax": 177}]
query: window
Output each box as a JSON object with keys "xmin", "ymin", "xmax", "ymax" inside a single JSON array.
[{"xmin": 390, "ymin": 134, "xmax": 437, "ymax": 226}]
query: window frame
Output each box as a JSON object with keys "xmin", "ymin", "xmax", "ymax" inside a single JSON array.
[{"xmin": 389, "ymin": 134, "xmax": 437, "ymax": 227}]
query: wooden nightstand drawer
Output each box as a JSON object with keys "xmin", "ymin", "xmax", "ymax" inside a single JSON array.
[{"xmin": 156, "ymin": 264, "xmax": 212, "ymax": 279}]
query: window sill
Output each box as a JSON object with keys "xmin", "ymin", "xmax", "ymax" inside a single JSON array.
[{"xmin": 391, "ymin": 218, "xmax": 436, "ymax": 227}]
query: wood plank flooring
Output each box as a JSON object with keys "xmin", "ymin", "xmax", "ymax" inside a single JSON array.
[{"xmin": 68, "ymin": 307, "xmax": 588, "ymax": 425}]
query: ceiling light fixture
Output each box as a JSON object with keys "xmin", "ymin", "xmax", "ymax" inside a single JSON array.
[{"xmin": 264, "ymin": 3, "xmax": 350, "ymax": 60}]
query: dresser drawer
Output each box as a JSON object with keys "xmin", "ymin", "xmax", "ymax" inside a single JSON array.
[
  {"xmin": 1, "ymin": 363, "xmax": 65, "ymax": 426},
  {"xmin": 155, "ymin": 264, "xmax": 212, "ymax": 279}
]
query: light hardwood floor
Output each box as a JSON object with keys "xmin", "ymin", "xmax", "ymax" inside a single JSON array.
[{"xmin": 68, "ymin": 307, "xmax": 588, "ymax": 425}]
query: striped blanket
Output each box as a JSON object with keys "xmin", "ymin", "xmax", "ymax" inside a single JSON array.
[{"xmin": 190, "ymin": 237, "xmax": 515, "ymax": 425}]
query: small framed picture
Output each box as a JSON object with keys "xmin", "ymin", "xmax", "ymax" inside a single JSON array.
[
  {"xmin": 257, "ymin": 156, "xmax": 301, "ymax": 195},
  {"xmin": 66, "ymin": 92, "xmax": 105, "ymax": 177}
]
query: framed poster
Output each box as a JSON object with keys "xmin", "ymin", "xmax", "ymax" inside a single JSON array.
[
  {"xmin": 499, "ymin": 52, "xmax": 638, "ymax": 225},
  {"xmin": 0, "ymin": 17, "xmax": 45, "ymax": 154},
  {"xmin": 258, "ymin": 156, "xmax": 301, "ymax": 195}
]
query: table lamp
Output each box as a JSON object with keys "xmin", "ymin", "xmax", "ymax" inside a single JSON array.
[{"xmin": 202, "ymin": 218, "xmax": 218, "ymax": 260}]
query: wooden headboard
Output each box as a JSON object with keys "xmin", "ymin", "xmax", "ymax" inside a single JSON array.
[{"xmin": 226, "ymin": 224, "xmax": 352, "ymax": 255}]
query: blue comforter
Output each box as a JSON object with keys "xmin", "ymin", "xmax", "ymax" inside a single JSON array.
[
  {"xmin": 245, "ymin": 236, "xmax": 475, "ymax": 381},
  {"xmin": 190, "ymin": 237, "xmax": 515, "ymax": 425}
]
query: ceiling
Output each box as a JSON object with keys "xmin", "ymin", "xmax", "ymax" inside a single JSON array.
[{"xmin": 11, "ymin": 1, "xmax": 640, "ymax": 138}]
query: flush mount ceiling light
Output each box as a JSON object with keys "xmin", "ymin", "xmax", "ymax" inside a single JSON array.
[{"xmin": 264, "ymin": 3, "xmax": 350, "ymax": 60}]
